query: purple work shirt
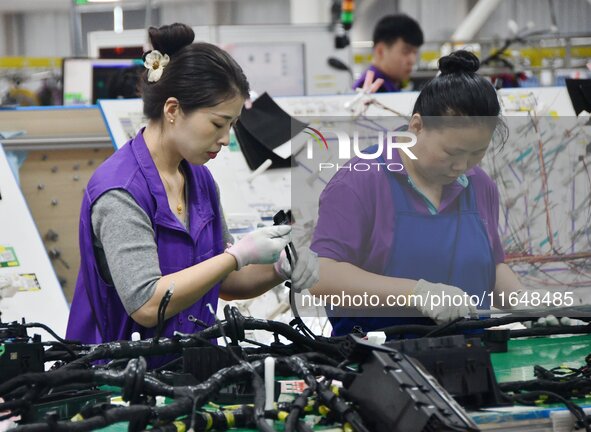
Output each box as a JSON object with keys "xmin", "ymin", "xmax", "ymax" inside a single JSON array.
[
  {"xmin": 353, "ymin": 65, "xmax": 401, "ymax": 93},
  {"xmin": 311, "ymin": 149, "xmax": 505, "ymax": 275}
]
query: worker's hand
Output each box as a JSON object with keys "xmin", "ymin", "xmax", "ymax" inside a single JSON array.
[
  {"xmin": 522, "ymin": 315, "xmax": 581, "ymax": 328},
  {"xmin": 0, "ymin": 273, "xmax": 20, "ymax": 300},
  {"xmin": 274, "ymin": 248, "xmax": 319, "ymax": 293},
  {"xmin": 507, "ymin": 288, "xmax": 584, "ymax": 328},
  {"xmin": 360, "ymin": 69, "xmax": 385, "ymax": 94},
  {"xmin": 413, "ymin": 279, "xmax": 478, "ymax": 324},
  {"xmin": 225, "ymin": 225, "xmax": 291, "ymax": 270}
]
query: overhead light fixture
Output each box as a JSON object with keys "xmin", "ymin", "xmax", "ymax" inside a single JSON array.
[{"xmin": 114, "ymin": 5, "xmax": 123, "ymax": 33}]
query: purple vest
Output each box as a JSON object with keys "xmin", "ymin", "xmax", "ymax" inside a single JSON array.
[{"xmin": 66, "ymin": 130, "xmax": 224, "ymax": 344}]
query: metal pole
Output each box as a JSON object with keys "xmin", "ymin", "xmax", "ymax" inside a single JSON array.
[
  {"xmin": 452, "ymin": 0, "xmax": 503, "ymax": 42},
  {"xmin": 69, "ymin": 0, "xmax": 84, "ymax": 56},
  {"xmin": 145, "ymin": 0, "xmax": 153, "ymax": 29}
]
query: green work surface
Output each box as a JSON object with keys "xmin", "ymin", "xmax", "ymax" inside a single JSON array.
[{"xmin": 491, "ymin": 334, "xmax": 591, "ymax": 383}]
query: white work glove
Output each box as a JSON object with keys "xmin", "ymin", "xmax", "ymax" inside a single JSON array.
[
  {"xmin": 225, "ymin": 225, "xmax": 291, "ymax": 270},
  {"xmin": 0, "ymin": 397, "xmax": 20, "ymax": 430},
  {"xmin": 508, "ymin": 288, "xmax": 576, "ymax": 327},
  {"xmin": 522, "ymin": 315, "xmax": 584, "ymax": 328},
  {"xmin": 413, "ymin": 279, "xmax": 478, "ymax": 324},
  {"xmin": 0, "ymin": 274, "xmax": 20, "ymax": 300},
  {"xmin": 274, "ymin": 248, "xmax": 319, "ymax": 293}
]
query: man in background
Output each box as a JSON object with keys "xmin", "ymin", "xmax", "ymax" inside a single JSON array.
[{"xmin": 354, "ymin": 14, "xmax": 424, "ymax": 92}]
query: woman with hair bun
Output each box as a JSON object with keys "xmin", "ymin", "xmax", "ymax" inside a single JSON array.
[
  {"xmin": 67, "ymin": 23, "xmax": 319, "ymax": 349},
  {"xmin": 311, "ymin": 50, "xmax": 527, "ymax": 336}
]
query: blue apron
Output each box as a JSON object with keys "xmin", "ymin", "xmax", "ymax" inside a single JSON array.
[{"xmin": 330, "ymin": 156, "xmax": 496, "ymax": 336}]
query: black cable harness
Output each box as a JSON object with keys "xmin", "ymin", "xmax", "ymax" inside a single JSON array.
[
  {"xmin": 0, "ymin": 354, "xmax": 354, "ymax": 432},
  {"xmin": 2, "ymin": 308, "xmax": 591, "ymax": 431},
  {"xmin": 498, "ymin": 353, "xmax": 591, "ymax": 431}
]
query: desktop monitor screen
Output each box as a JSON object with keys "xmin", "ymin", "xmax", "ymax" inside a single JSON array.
[
  {"xmin": 62, "ymin": 58, "xmax": 143, "ymax": 106},
  {"xmin": 99, "ymin": 46, "xmax": 144, "ymax": 59}
]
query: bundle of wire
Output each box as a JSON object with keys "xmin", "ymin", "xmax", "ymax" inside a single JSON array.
[{"xmin": 2, "ymin": 309, "xmax": 591, "ymax": 431}]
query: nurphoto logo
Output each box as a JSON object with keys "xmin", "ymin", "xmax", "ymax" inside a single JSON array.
[{"xmin": 305, "ymin": 128, "xmax": 418, "ymax": 172}]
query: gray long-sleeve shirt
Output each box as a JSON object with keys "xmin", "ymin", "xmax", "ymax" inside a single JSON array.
[{"xmin": 91, "ymin": 184, "xmax": 233, "ymax": 315}]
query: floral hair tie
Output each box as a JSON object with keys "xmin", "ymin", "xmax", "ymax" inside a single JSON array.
[{"xmin": 144, "ymin": 50, "xmax": 170, "ymax": 82}]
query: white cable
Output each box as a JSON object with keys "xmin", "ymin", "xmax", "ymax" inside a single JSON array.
[
  {"xmin": 246, "ymin": 159, "xmax": 273, "ymax": 184},
  {"xmin": 264, "ymin": 356, "xmax": 276, "ymax": 426}
]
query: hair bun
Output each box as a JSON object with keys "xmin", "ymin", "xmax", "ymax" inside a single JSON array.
[
  {"xmin": 148, "ymin": 23, "xmax": 195, "ymax": 56},
  {"xmin": 438, "ymin": 50, "xmax": 480, "ymax": 75}
]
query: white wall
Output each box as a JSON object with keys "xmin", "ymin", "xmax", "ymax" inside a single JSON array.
[
  {"xmin": 0, "ymin": 15, "xmax": 8, "ymax": 56},
  {"xmin": 22, "ymin": 11, "xmax": 71, "ymax": 57},
  {"xmin": 290, "ymin": 0, "xmax": 332, "ymax": 24},
  {"xmin": 480, "ymin": 0, "xmax": 591, "ymax": 38},
  {"xmin": 159, "ymin": 1, "xmax": 215, "ymax": 26},
  {"xmin": 3, "ymin": 0, "xmax": 589, "ymax": 57},
  {"xmin": 160, "ymin": 0, "xmax": 290, "ymax": 26},
  {"xmin": 230, "ymin": 0, "xmax": 290, "ymax": 24},
  {"xmin": 402, "ymin": 0, "xmax": 469, "ymax": 41}
]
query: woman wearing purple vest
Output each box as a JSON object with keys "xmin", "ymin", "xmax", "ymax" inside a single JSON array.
[
  {"xmin": 311, "ymin": 51, "xmax": 530, "ymax": 336},
  {"xmin": 67, "ymin": 23, "xmax": 319, "ymax": 346}
]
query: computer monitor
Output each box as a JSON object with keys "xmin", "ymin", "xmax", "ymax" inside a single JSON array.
[
  {"xmin": 99, "ymin": 46, "xmax": 144, "ymax": 59},
  {"xmin": 62, "ymin": 58, "xmax": 143, "ymax": 106}
]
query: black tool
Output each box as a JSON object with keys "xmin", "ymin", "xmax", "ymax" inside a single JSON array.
[
  {"xmin": 273, "ymin": 210, "xmax": 305, "ymax": 322},
  {"xmin": 327, "ymin": 57, "xmax": 354, "ymax": 80},
  {"xmin": 272, "ymin": 210, "xmax": 298, "ymax": 271}
]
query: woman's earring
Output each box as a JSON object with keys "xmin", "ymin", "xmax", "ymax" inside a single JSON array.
[{"xmin": 169, "ymin": 119, "xmax": 174, "ymax": 124}]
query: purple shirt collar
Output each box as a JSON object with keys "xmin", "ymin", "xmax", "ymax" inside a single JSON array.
[
  {"xmin": 384, "ymin": 144, "xmax": 476, "ymax": 178},
  {"xmin": 384, "ymin": 147, "xmax": 476, "ymax": 213},
  {"xmin": 131, "ymin": 127, "xmax": 202, "ymax": 230}
]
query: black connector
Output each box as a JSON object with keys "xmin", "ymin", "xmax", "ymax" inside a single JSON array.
[
  {"xmin": 0, "ymin": 321, "xmax": 44, "ymax": 384},
  {"xmin": 482, "ymin": 328, "xmax": 510, "ymax": 353},
  {"xmin": 386, "ymin": 335, "xmax": 509, "ymax": 409},
  {"xmin": 223, "ymin": 305, "xmax": 246, "ymax": 345},
  {"xmin": 344, "ymin": 335, "xmax": 480, "ymax": 432}
]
